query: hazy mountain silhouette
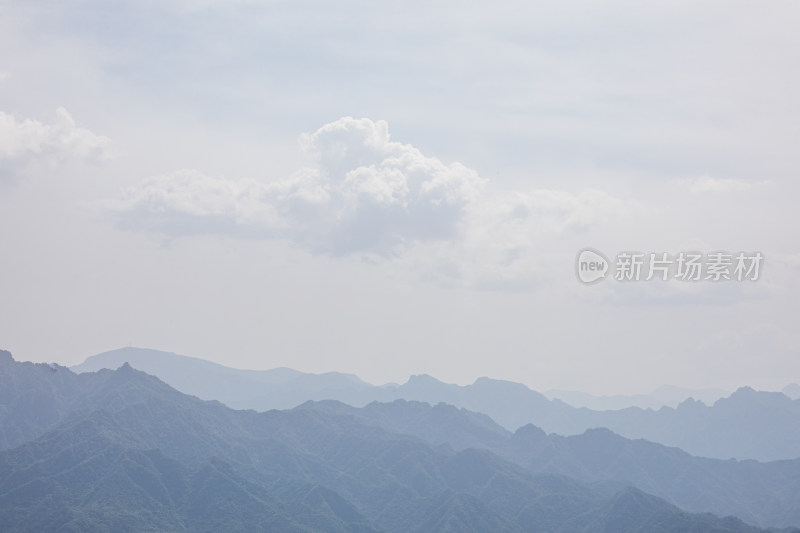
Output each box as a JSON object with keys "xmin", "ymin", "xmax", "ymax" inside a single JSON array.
[
  {"xmin": 73, "ymin": 347, "xmax": 800, "ymax": 461},
  {"xmin": 545, "ymin": 385, "xmax": 730, "ymax": 410},
  {"xmin": 299, "ymin": 399, "xmax": 800, "ymax": 529},
  {"xmin": 784, "ymin": 383, "xmax": 800, "ymax": 400},
  {"xmin": 72, "ymin": 347, "xmax": 374, "ymax": 410},
  {"xmin": 2, "ymin": 351, "xmax": 786, "ymax": 533}
]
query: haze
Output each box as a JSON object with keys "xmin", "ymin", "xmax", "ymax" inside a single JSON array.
[{"xmin": 1, "ymin": 0, "xmax": 798, "ymax": 395}]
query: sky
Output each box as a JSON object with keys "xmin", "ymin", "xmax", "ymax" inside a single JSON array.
[{"xmin": 1, "ymin": 0, "xmax": 799, "ymax": 395}]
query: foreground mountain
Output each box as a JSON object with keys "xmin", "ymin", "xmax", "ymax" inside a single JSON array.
[
  {"xmin": 1, "ymin": 351, "xmax": 784, "ymax": 533},
  {"xmin": 0, "ymin": 349, "xmax": 119, "ymax": 450},
  {"xmin": 300, "ymin": 399, "xmax": 800, "ymax": 529},
  {"xmin": 73, "ymin": 347, "xmax": 800, "ymax": 461}
]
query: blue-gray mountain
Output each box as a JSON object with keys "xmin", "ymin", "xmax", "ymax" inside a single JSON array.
[
  {"xmin": 545, "ymin": 385, "xmax": 729, "ymax": 410},
  {"xmin": 73, "ymin": 347, "xmax": 800, "ymax": 462},
  {"xmin": 298, "ymin": 399, "xmax": 800, "ymax": 529},
  {"xmin": 1, "ymin": 350, "xmax": 790, "ymax": 533},
  {"xmin": 785, "ymin": 383, "xmax": 800, "ymax": 400}
]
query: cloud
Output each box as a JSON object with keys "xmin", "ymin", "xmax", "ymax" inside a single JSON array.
[
  {"xmin": 0, "ymin": 107, "xmax": 112, "ymax": 181},
  {"xmin": 681, "ymin": 174, "xmax": 769, "ymax": 194},
  {"xmin": 110, "ymin": 117, "xmax": 642, "ymax": 287},
  {"xmin": 112, "ymin": 117, "xmax": 485, "ymax": 256},
  {"xmin": 398, "ymin": 187, "xmax": 641, "ymax": 289},
  {"xmin": 110, "ymin": 169, "xmax": 284, "ymax": 238}
]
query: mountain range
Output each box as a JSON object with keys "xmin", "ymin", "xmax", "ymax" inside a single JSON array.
[
  {"xmin": 298, "ymin": 399, "xmax": 800, "ymax": 529},
  {"xmin": 72, "ymin": 347, "xmax": 800, "ymax": 462},
  {"xmin": 544, "ymin": 385, "xmax": 730, "ymax": 410},
  {"xmin": 2, "ymin": 349, "xmax": 797, "ymax": 532}
]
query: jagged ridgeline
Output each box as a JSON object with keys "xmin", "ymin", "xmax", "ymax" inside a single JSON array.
[
  {"xmin": 74, "ymin": 347, "xmax": 800, "ymax": 462},
  {"xmin": 0, "ymin": 350, "xmax": 798, "ymax": 533}
]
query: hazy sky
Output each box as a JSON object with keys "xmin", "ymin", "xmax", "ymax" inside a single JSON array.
[{"xmin": 1, "ymin": 0, "xmax": 798, "ymax": 394}]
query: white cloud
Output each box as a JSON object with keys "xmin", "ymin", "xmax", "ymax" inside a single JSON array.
[
  {"xmin": 400, "ymin": 186, "xmax": 642, "ymax": 289},
  {"xmin": 111, "ymin": 117, "xmax": 644, "ymax": 289},
  {"xmin": 112, "ymin": 117, "xmax": 485, "ymax": 255},
  {"xmin": 110, "ymin": 169, "xmax": 285, "ymax": 238},
  {"xmin": 0, "ymin": 107, "xmax": 112, "ymax": 180},
  {"xmin": 681, "ymin": 174, "xmax": 769, "ymax": 194}
]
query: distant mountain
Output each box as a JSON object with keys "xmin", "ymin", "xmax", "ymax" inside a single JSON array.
[
  {"xmin": 72, "ymin": 347, "xmax": 800, "ymax": 462},
  {"xmin": 299, "ymin": 399, "xmax": 800, "ymax": 529},
  {"xmin": 649, "ymin": 384, "xmax": 731, "ymax": 406},
  {"xmin": 784, "ymin": 383, "xmax": 800, "ymax": 400},
  {"xmin": 546, "ymin": 385, "xmax": 730, "ymax": 410},
  {"xmin": 375, "ymin": 379, "xmax": 800, "ymax": 464},
  {"xmin": 0, "ymin": 351, "xmax": 782, "ymax": 533},
  {"xmin": 72, "ymin": 347, "xmax": 373, "ymax": 410}
]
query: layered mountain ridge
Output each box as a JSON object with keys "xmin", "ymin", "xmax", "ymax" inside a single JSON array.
[
  {"xmin": 72, "ymin": 347, "xmax": 800, "ymax": 462},
  {"xmin": 2, "ymin": 349, "xmax": 796, "ymax": 532}
]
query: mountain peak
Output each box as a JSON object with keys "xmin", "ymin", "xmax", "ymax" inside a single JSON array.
[
  {"xmin": 406, "ymin": 374, "xmax": 444, "ymax": 385},
  {"xmin": 721, "ymin": 386, "xmax": 790, "ymax": 408},
  {"xmin": 512, "ymin": 423, "xmax": 547, "ymax": 443},
  {"xmin": 473, "ymin": 376, "xmax": 519, "ymax": 387},
  {"xmin": 0, "ymin": 349, "xmax": 13, "ymax": 363},
  {"xmin": 783, "ymin": 383, "xmax": 800, "ymax": 400},
  {"xmin": 676, "ymin": 397, "xmax": 706, "ymax": 410},
  {"xmin": 579, "ymin": 427, "xmax": 626, "ymax": 446},
  {"xmin": 98, "ymin": 360, "xmax": 176, "ymax": 395}
]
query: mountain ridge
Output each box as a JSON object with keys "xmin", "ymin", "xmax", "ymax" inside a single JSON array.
[
  {"xmin": 1, "ymin": 350, "xmax": 792, "ymax": 533},
  {"xmin": 68, "ymin": 347, "xmax": 800, "ymax": 461},
  {"xmin": 297, "ymin": 398, "xmax": 800, "ymax": 529}
]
